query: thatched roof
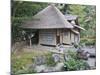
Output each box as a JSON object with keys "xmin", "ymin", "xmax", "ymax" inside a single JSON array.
[{"xmin": 21, "ymin": 4, "xmax": 73, "ymax": 29}]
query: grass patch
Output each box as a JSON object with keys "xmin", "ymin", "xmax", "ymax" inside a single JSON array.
[{"xmin": 11, "ymin": 49, "xmax": 50, "ymax": 74}]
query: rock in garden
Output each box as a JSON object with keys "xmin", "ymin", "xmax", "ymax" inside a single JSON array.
[
  {"xmin": 63, "ymin": 54, "xmax": 68, "ymax": 61},
  {"xmin": 44, "ymin": 67, "xmax": 56, "ymax": 72},
  {"xmin": 77, "ymin": 50, "xmax": 90, "ymax": 60},
  {"xmin": 54, "ymin": 63, "xmax": 64, "ymax": 71},
  {"xmin": 34, "ymin": 56, "xmax": 46, "ymax": 65},
  {"xmin": 52, "ymin": 54, "xmax": 61, "ymax": 63},
  {"xmin": 34, "ymin": 65, "xmax": 46, "ymax": 73}
]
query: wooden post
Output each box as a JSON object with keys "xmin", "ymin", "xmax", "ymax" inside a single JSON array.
[
  {"xmin": 28, "ymin": 33, "xmax": 35, "ymax": 47},
  {"xmin": 29, "ymin": 38, "xmax": 32, "ymax": 47}
]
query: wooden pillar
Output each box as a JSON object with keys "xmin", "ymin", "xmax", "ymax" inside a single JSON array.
[
  {"xmin": 29, "ymin": 38, "xmax": 32, "ymax": 47},
  {"xmin": 60, "ymin": 29, "xmax": 63, "ymax": 44},
  {"xmin": 28, "ymin": 33, "xmax": 35, "ymax": 47}
]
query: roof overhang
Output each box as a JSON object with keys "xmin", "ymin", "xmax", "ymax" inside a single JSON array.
[
  {"xmin": 71, "ymin": 29, "xmax": 80, "ymax": 35},
  {"xmin": 72, "ymin": 24, "xmax": 85, "ymax": 30}
]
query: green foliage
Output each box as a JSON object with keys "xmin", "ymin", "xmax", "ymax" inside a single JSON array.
[
  {"xmin": 12, "ymin": 66, "xmax": 36, "ymax": 75},
  {"xmin": 11, "ymin": 50, "xmax": 56, "ymax": 74},
  {"xmin": 45, "ymin": 53, "xmax": 57, "ymax": 66},
  {"xmin": 67, "ymin": 50, "xmax": 78, "ymax": 59},
  {"xmin": 12, "ymin": 1, "xmax": 48, "ymax": 17},
  {"xmin": 80, "ymin": 38, "xmax": 96, "ymax": 46},
  {"xmin": 11, "ymin": 17, "xmax": 24, "ymax": 43},
  {"xmin": 60, "ymin": 4, "xmax": 96, "ymax": 38},
  {"xmin": 11, "ymin": 1, "xmax": 48, "ymax": 43},
  {"xmin": 11, "ymin": 53, "xmax": 34, "ymax": 74},
  {"xmin": 64, "ymin": 58, "xmax": 90, "ymax": 71},
  {"xmin": 11, "ymin": 50, "xmax": 45, "ymax": 74},
  {"xmin": 64, "ymin": 50, "xmax": 90, "ymax": 71}
]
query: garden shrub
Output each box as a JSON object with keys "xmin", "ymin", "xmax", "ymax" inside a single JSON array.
[
  {"xmin": 80, "ymin": 38, "xmax": 95, "ymax": 46},
  {"xmin": 64, "ymin": 58, "xmax": 90, "ymax": 71},
  {"xmin": 63, "ymin": 50, "xmax": 90, "ymax": 71},
  {"xmin": 67, "ymin": 50, "xmax": 78, "ymax": 59},
  {"xmin": 45, "ymin": 53, "xmax": 57, "ymax": 66}
]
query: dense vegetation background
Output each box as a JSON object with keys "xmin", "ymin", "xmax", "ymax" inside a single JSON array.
[{"xmin": 11, "ymin": 1, "xmax": 96, "ymax": 45}]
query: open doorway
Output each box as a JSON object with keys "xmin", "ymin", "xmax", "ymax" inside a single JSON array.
[
  {"xmin": 56, "ymin": 36, "xmax": 60, "ymax": 44},
  {"xmin": 56, "ymin": 29, "xmax": 60, "ymax": 45},
  {"xmin": 31, "ymin": 30, "xmax": 39, "ymax": 45}
]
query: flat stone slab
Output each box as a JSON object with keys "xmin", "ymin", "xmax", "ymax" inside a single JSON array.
[{"xmin": 34, "ymin": 63, "xmax": 64, "ymax": 72}]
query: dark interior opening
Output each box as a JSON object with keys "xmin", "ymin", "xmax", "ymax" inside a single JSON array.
[
  {"xmin": 56, "ymin": 36, "xmax": 60, "ymax": 44},
  {"xmin": 31, "ymin": 30, "xmax": 39, "ymax": 45},
  {"xmin": 40, "ymin": 44, "xmax": 56, "ymax": 47}
]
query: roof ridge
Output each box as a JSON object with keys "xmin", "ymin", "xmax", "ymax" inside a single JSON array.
[{"xmin": 52, "ymin": 5, "xmax": 73, "ymax": 28}]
